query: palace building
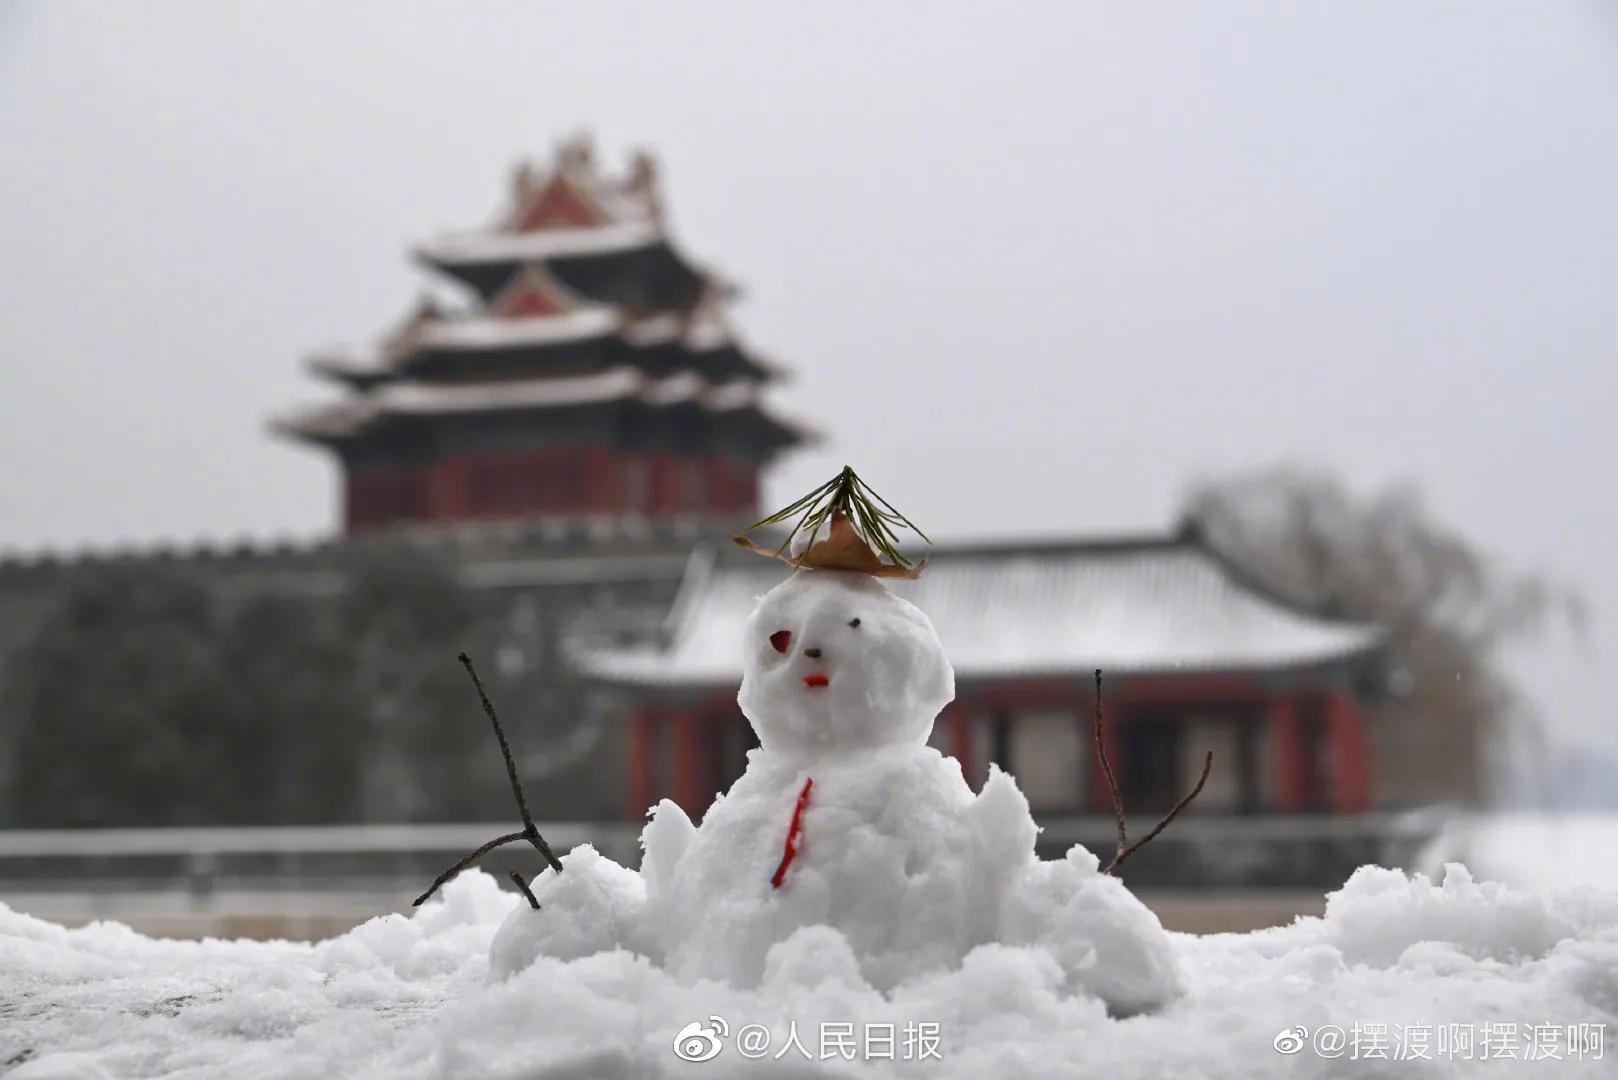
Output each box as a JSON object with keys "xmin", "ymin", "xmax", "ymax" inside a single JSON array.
[
  {"xmin": 269, "ymin": 136, "xmax": 1393, "ymax": 835},
  {"xmin": 580, "ymin": 533, "xmax": 1383, "ymax": 825}
]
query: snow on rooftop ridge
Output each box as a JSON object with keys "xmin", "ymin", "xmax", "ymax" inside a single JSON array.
[
  {"xmin": 622, "ymin": 307, "xmax": 731, "ymax": 351},
  {"xmin": 421, "ymin": 139, "xmax": 668, "ymax": 265},
  {"xmin": 579, "ymin": 540, "xmax": 1385, "ymax": 685},
  {"xmin": 417, "ymin": 219, "xmax": 662, "ymax": 266},
  {"xmin": 306, "ymin": 297, "xmax": 762, "ymax": 386},
  {"xmin": 417, "ymin": 309, "xmax": 622, "ymax": 350},
  {"xmin": 274, "ymin": 368, "xmax": 774, "ymax": 440}
]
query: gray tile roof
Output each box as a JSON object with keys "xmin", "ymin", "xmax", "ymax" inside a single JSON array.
[{"xmin": 577, "ymin": 536, "xmax": 1383, "ymax": 687}]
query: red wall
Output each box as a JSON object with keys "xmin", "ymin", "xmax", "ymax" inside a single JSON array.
[
  {"xmin": 344, "ymin": 449, "xmax": 760, "ymax": 531},
  {"xmin": 345, "ymin": 467, "xmax": 429, "ymax": 532}
]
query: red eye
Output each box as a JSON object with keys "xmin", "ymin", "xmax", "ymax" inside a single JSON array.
[{"xmin": 770, "ymin": 630, "xmax": 792, "ymax": 654}]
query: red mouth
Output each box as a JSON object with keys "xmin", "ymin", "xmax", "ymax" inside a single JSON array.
[{"xmin": 803, "ymin": 673, "xmax": 829, "ymax": 689}]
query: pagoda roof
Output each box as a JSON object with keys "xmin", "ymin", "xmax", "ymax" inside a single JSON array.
[
  {"xmin": 274, "ymin": 367, "xmax": 809, "ymax": 445},
  {"xmin": 575, "ymin": 537, "xmax": 1384, "ymax": 687},
  {"xmin": 411, "ymin": 139, "xmax": 710, "ymax": 309},
  {"xmin": 417, "ymin": 136, "xmax": 666, "ymax": 269},
  {"xmin": 310, "ymin": 274, "xmax": 778, "ymax": 388}
]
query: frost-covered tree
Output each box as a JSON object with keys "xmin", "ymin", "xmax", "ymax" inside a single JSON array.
[
  {"xmin": 333, "ymin": 547, "xmax": 491, "ymax": 821},
  {"xmin": 7, "ymin": 549, "xmax": 489, "ymax": 827},
  {"xmin": 1182, "ymin": 464, "xmax": 1585, "ymax": 807},
  {"xmin": 12, "ymin": 566, "xmax": 239, "ymax": 826},
  {"xmin": 10, "ymin": 567, "xmax": 366, "ymax": 826}
]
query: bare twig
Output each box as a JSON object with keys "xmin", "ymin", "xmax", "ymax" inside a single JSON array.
[
  {"xmin": 1094, "ymin": 669, "xmax": 1128, "ymax": 858},
  {"xmin": 412, "ymin": 830, "xmax": 527, "ymax": 907},
  {"xmin": 1094, "ymin": 668, "xmax": 1214, "ymax": 876},
  {"xmin": 1111, "ymin": 752, "xmax": 1213, "ymax": 874},
  {"xmin": 509, "ymin": 870, "xmax": 541, "ymax": 910},
  {"xmin": 458, "ymin": 652, "xmax": 565, "ymax": 874},
  {"xmin": 412, "ymin": 653, "xmax": 565, "ymax": 907}
]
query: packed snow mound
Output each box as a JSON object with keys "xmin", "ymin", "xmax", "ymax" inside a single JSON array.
[
  {"xmin": 492, "ymin": 765, "xmax": 1180, "ymax": 1012},
  {"xmin": 5, "ymin": 864, "xmax": 1617, "ymax": 1078}
]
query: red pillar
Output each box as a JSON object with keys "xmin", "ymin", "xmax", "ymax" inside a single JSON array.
[
  {"xmin": 946, "ymin": 703, "xmax": 975, "ymax": 789},
  {"xmin": 649, "ymin": 453, "xmax": 679, "ymax": 514},
  {"xmin": 425, "ymin": 457, "xmax": 471, "ymax": 521},
  {"xmin": 672, "ymin": 709, "xmax": 706, "ymax": 817},
  {"xmin": 627, "ymin": 707, "xmax": 655, "ymax": 820},
  {"xmin": 343, "ymin": 473, "xmax": 367, "ymax": 532},
  {"xmin": 1326, "ymin": 690, "xmax": 1370, "ymax": 813},
  {"xmin": 609, "ymin": 450, "xmax": 629, "ymax": 512},
  {"xmin": 582, "ymin": 447, "xmax": 605, "ymax": 512},
  {"xmin": 1268, "ymin": 695, "xmax": 1303, "ymax": 813},
  {"xmin": 704, "ymin": 456, "xmax": 730, "ymax": 513}
]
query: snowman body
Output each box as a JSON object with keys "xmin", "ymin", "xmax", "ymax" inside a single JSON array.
[
  {"xmin": 651, "ymin": 744, "xmax": 1004, "ymax": 989},
  {"xmin": 491, "ymin": 566, "xmax": 1184, "ymax": 1012},
  {"xmin": 646, "ymin": 569, "xmax": 1006, "ymax": 988}
]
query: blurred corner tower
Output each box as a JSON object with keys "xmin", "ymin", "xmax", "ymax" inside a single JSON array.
[{"xmin": 275, "ymin": 134, "xmax": 804, "ymax": 532}]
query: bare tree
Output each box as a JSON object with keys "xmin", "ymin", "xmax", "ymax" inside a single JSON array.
[{"xmin": 1182, "ymin": 464, "xmax": 1584, "ymax": 808}]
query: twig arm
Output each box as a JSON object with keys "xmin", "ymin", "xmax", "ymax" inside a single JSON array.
[
  {"xmin": 1109, "ymin": 752, "xmax": 1213, "ymax": 874},
  {"xmin": 459, "ymin": 653, "xmax": 535, "ymax": 829},
  {"xmin": 1095, "ymin": 668, "xmax": 1213, "ymax": 876},
  {"xmin": 1094, "ymin": 669, "xmax": 1128, "ymax": 856},
  {"xmin": 458, "ymin": 652, "xmax": 564, "ymax": 875},
  {"xmin": 509, "ymin": 870, "xmax": 541, "ymax": 910},
  {"xmin": 412, "ymin": 830, "xmax": 527, "ymax": 907}
]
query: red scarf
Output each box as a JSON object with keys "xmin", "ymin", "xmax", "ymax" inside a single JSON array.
[{"xmin": 770, "ymin": 776, "xmax": 815, "ymax": 889}]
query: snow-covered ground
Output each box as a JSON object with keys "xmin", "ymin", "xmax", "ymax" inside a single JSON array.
[{"xmin": 3, "ymin": 858, "xmax": 1614, "ymax": 1079}]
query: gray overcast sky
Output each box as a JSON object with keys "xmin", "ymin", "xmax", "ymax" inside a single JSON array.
[{"xmin": 1, "ymin": 2, "xmax": 1614, "ymax": 755}]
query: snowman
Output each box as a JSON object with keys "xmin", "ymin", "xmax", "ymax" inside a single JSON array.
[{"xmin": 490, "ymin": 473, "xmax": 1183, "ymax": 1014}]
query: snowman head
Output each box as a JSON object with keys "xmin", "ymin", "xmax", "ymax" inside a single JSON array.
[{"xmin": 738, "ymin": 569, "xmax": 955, "ymax": 757}]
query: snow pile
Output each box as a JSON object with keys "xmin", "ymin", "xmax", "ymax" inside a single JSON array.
[
  {"xmin": 1, "ymin": 873, "xmax": 512, "ymax": 1079},
  {"xmin": 4, "ymin": 863, "xmax": 1616, "ymax": 1078}
]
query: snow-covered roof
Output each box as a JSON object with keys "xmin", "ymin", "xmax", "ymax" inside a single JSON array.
[
  {"xmin": 416, "ymin": 219, "xmax": 662, "ymax": 267},
  {"xmin": 306, "ymin": 308, "xmax": 623, "ymax": 380},
  {"xmin": 623, "ymin": 308, "xmax": 730, "ymax": 352},
  {"xmin": 419, "ymin": 309, "xmax": 621, "ymax": 349},
  {"xmin": 622, "ymin": 305, "xmax": 784, "ymax": 383},
  {"xmin": 274, "ymin": 368, "xmax": 785, "ymax": 441},
  {"xmin": 577, "ymin": 539, "xmax": 1384, "ymax": 686}
]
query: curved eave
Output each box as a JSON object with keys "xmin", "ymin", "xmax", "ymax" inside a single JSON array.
[
  {"xmin": 306, "ymin": 354, "xmax": 399, "ymax": 390},
  {"xmin": 685, "ymin": 342, "xmax": 782, "ymax": 383},
  {"xmin": 626, "ymin": 341, "xmax": 777, "ymax": 384},
  {"xmin": 270, "ymin": 372, "xmax": 811, "ymax": 449}
]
